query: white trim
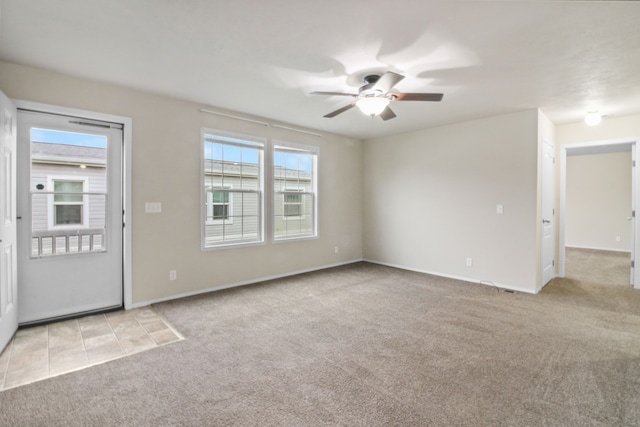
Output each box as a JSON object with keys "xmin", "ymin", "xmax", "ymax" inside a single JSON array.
[
  {"xmin": 14, "ymin": 100, "xmax": 134, "ymax": 310},
  {"xmin": 363, "ymin": 258, "xmax": 538, "ymax": 294},
  {"xmin": 565, "ymin": 244, "xmax": 631, "ymax": 254},
  {"xmin": 559, "ymin": 137, "xmax": 640, "ymax": 288},
  {"xmin": 130, "ymin": 258, "xmax": 364, "ymax": 308}
]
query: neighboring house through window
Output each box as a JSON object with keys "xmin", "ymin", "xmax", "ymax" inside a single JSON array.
[
  {"xmin": 202, "ymin": 129, "xmax": 264, "ymax": 248},
  {"xmin": 273, "ymin": 142, "xmax": 318, "ymax": 240}
]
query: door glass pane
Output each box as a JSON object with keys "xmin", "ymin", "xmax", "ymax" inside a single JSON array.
[{"xmin": 30, "ymin": 128, "xmax": 108, "ymax": 257}]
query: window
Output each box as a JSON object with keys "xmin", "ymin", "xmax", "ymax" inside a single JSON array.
[
  {"xmin": 202, "ymin": 129, "xmax": 264, "ymax": 248},
  {"xmin": 284, "ymin": 191, "xmax": 302, "ymax": 217},
  {"xmin": 205, "ymin": 187, "xmax": 232, "ymax": 223},
  {"xmin": 273, "ymin": 142, "xmax": 318, "ymax": 240},
  {"xmin": 211, "ymin": 190, "xmax": 230, "ymax": 220},
  {"xmin": 48, "ymin": 178, "xmax": 88, "ymax": 228}
]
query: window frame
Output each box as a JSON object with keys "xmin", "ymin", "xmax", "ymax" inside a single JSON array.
[
  {"xmin": 47, "ymin": 176, "xmax": 90, "ymax": 230},
  {"xmin": 201, "ymin": 128, "xmax": 265, "ymax": 250},
  {"xmin": 272, "ymin": 141, "xmax": 319, "ymax": 242}
]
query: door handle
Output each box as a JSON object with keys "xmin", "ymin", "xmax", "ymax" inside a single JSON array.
[{"xmin": 542, "ymin": 219, "xmax": 551, "ymax": 224}]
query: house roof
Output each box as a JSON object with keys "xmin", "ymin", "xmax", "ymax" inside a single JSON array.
[
  {"xmin": 204, "ymin": 160, "xmax": 311, "ymax": 180},
  {"xmin": 2, "ymin": 1, "xmax": 639, "ymax": 139},
  {"xmin": 31, "ymin": 142, "xmax": 106, "ymax": 166}
]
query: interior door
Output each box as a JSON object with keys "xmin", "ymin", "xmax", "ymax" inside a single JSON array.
[
  {"xmin": 0, "ymin": 91, "xmax": 18, "ymax": 352},
  {"xmin": 542, "ymin": 139, "xmax": 555, "ymax": 287},
  {"xmin": 17, "ymin": 110, "xmax": 123, "ymax": 324}
]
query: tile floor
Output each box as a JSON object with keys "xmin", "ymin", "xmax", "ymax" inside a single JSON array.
[{"xmin": 0, "ymin": 307, "xmax": 183, "ymax": 391}]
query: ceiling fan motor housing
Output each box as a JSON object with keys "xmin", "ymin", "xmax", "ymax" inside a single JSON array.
[{"xmin": 360, "ymin": 75, "xmax": 384, "ymax": 97}]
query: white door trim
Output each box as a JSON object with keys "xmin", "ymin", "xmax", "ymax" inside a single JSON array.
[
  {"xmin": 14, "ymin": 100, "xmax": 133, "ymax": 309},
  {"xmin": 559, "ymin": 137, "xmax": 639, "ymax": 288}
]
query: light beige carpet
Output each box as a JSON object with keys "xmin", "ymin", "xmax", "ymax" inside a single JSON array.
[{"xmin": 1, "ymin": 250, "xmax": 639, "ymax": 426}]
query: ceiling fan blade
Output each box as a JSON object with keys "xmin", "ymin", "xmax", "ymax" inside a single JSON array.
[
  {"xmin": 310, "ymin": 91, "xmax": 358, "ymax": 97},
  {"xmin": 324, "ymin": 103, "xmax": 356, "ymax": 118},
  {"xmin": 380, "ymin": 106, "xmax": 396, "ymax": 121},
  {"xmin": 392, "ymin": 93, "xmax": 444, "ymax": 102},
  {"xmin": 372, "ymin": 72, "xmax": 405, "ymax": 94}
]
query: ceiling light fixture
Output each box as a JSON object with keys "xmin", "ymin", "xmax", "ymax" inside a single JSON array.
[
  {"xmin": 584, "ymin": 111, "xmax": 602, "ymax": 126},
  {"xmin": 356, "ymin": 97, "xmax": 390, "ymax": 116}
]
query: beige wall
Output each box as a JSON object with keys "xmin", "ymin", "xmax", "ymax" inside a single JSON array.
[
  {"xmin": 565, "ymin": 151, "xmax": 632, "ymax": 251},
  {"xmin": 0, "ymin": 61, "xmax": 363, "ymax": 304},
  {"xmin": 363, "ymin": 110, "xmax": 540, "ymax": 293},
  {"xmin": 556, "ymin": 113, "xmax": 640, "ymax": 145}
]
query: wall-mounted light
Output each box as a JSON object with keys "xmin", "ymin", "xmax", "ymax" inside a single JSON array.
[
  {"xmin": 584, "ymin": 111, "xmax": 602, "ymax": 126},
  {"xmin": 356, "ymin": 97, "xmax": 390, "ymax": 116}
]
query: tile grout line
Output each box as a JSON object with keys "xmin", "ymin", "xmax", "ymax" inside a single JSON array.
[
  {"xmin": 104, "ymin": 313, "xmax": 128, "ymax": 356},
  {"xmin": 133, "ymin": 310, "xmax": 155, "ymax": 346},
  {"xmin": 149, "ymin": 306, "xmax": 186, "ymax": 341},
  {"xmin": 75, "ymin": 318, "xmax": 90, "ymax": 367}
]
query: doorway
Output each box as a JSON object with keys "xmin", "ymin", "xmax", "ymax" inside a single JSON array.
[
  {"xmin": 14, "ymin": 102, "xmax": 132, "ymax": 324},
  {"xmin": 559, "ymin": 139, "xmax": 639, "ymax": 289}
]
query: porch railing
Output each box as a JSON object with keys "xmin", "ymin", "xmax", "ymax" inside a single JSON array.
[{"xmin": 31, "ymin": 228, "xmax": 106, "ymax": 257}]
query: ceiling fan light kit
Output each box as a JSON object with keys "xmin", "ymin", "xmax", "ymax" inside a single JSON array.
[
  {"xmin": 356, "ymin": 97, "xmax": 390, "ymax": 116},
  {"xmin": 311, "ymin": 71, "xmax": 444, "ymax": 121}
]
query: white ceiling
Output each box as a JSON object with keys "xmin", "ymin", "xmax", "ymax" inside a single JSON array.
[{"xmin": 1, "ymin": 0, "xmax": 639, "ymax": 140}]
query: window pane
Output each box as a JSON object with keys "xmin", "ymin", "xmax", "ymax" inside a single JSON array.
[
  {"xmin": 212, "ymin": 191, "xmax": 229, "ymax": 204},
  {"xmin": 273, "ymin": 144, "xmax": 317, "ymax": 240},
  {"xmin": 55, "ymin": 205, "xmax": 82, "ymax": 225},
  {"xmin": 202, "ymin": 130, "xmax": 264, "ymax": 248},
  {"xmin": 213, "ymin": 205, "xmax": 228, "ymax": 220},
  {"xmin": 54, "ymin": 181, "xmax": 83, "ymax": 203}
]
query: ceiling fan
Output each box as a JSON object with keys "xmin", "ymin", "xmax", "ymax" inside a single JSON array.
[{"xmin": 310, "ymin": 71, "xmax": 443, "ymax": 121}]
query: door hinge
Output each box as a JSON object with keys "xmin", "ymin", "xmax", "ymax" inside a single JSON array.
[
  {"xmin": 552, "ymin": 260, "xmax": 555, "ymax": 267},
  {"xmin": 632, "ymin": 260, "xmax": 635, "ymax": 268},
  {"xmin": 633, "ymin": 160, "xmax": 636, "ymax": 167},
  {"xmin": 633, "ymin": 211, "xmax": 636, "ymax": 218}
]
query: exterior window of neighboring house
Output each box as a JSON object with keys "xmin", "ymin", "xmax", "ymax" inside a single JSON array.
[
  {"xmin": 284, "ymin": 191, "xmax": 303, "ymax": 217},
  {"xmin": 202, "ymin": 129, "xmax": 264, "ymax": 248},
  {"xmin": 49, "ymin": 178, "xmax": 88, "ymax": 228},
  {"xmin": 273, "ymin": 142, "xmax": 318, "ymax": 240},
  {"xmin": 210, "ymin": 189, "xmax": 230, "ymax": 220}
]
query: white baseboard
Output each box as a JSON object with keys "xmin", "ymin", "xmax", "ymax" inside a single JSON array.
[
  {"xmin": 362, "ymin": 258, "xmax": 537, "ymax": 294},
  {"xmin": 565, "ymin": 245, "xmax": 631, "ymax": 254},
  {"xmin": 130, "ymin": 258, "xmax": 365, "ymax": 309}
]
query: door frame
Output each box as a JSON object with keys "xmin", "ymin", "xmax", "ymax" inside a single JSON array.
[
  {"xmin": 558, "ymin": 137, "xmax": 639, "ymax": 288},
  {"xmin": 15, "ymin": 100, "xmax": 133, "ymax": 309}
]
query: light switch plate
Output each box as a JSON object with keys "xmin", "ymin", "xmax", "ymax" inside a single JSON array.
[
  {"xmin": 145, "ymin": 202, "xmax": 162, "ymax": 213},
  {"xmin": 496, "ymin": 204, "xmax": 504, "ymax": 214}
]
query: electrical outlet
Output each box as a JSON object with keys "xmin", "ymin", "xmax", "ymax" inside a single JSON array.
[
  {"xmin": 334, "ymin": 246, "xmax": 339, "ymax": 254},
  {"xmin": 169, "ymin": 270, "xmax": 177, "ymax": 281},
  {"xmin": 616, "ymin": 235, "xmax": 621, "ymax": 242},
  {"xmin": 466, "ymin": 257, "xmax": 473, "ymax": 267}
]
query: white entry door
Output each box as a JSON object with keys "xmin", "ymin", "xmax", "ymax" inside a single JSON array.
[
  {"xmin": 0, "ymin": 92, "xmax": 18, "ymax": 352},
  {"xmin": 17, "ymin": 110, "xmax": 123, "ymax": 324},
  {"xmin": 542, "ymin": 139, "xmax": 555, "ymax": 287}
]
